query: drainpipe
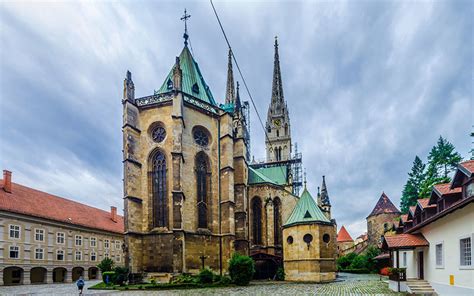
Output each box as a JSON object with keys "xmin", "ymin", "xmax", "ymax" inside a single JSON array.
[{"xmin": 218, "ymin": 116, "xmax": 222, "ymax": 276}]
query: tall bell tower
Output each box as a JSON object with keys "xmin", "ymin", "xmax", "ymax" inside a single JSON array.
[{"xmin": 266, "ymin": 37, "xmax": 291, "ymax": 162}]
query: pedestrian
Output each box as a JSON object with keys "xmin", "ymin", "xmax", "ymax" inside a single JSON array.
[{"xmin": 76, "ymin": 276, "xmax": 85, "ymax": 295}]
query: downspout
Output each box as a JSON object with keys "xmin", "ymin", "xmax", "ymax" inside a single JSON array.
[{"xmin": 218, "ymin": 116, "xmax": 222, "ymax": 276}]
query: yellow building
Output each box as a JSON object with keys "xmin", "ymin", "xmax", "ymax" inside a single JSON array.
[
  {"xmin": 282, "ymin": 185, "xmax": 337, "ymax": 282},
  {"xmin": 0, "ymin": 170, "xmax": 124, "ymax": 285}
]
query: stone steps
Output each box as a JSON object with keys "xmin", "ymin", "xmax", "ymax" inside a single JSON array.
[{"xmin": 406, "ymin": 279, "xmax": 437, "ymax": 295}]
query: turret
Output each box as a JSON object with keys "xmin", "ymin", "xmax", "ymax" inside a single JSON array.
[
  {"xmin": 320, "ymin": 175, "xmax": 331, "ymax": 220},
  {"xmin": 123, "ymin": 70, "xmax": 135, "ymax": 103}
]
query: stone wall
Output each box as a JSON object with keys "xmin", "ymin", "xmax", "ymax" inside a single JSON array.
[{"xmin": 366, "ymin": 213, "xmax": 400, "ymax": 246}]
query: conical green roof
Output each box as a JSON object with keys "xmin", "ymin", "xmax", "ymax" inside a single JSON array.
[
  {"xmin": 283, "ymin": 187, "xmax": 331, "ymax": 227},
  {"xmin": 156, "ymin": 46, "xmax": 217, "ymax": 106}
]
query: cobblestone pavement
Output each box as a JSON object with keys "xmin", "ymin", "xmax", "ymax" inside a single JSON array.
[{"xmin": 0, "ymin": 274, "xmax": 405, "ymax": 295}]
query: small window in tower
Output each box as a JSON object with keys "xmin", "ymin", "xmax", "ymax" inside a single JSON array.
[
  {"xmin": 276, "ymin": 129, "xmax": 279, "ymax": 137},
  {"xmin": 193, "ymin": 127, "xmax": 210, "ymax": 147},
  {"xmin": 287, "ymin": 236, "xmax": 293, "ymax": 244},
  {"xmin": 303, "ymin": 234, "xmax": 313, "ymax": 244},
  {"xmin": 323, "ymin": 233, "xmax": 330, "ymax": 243},
  {"xmin": 167, "ymin": 79, "xmax": 173, "ymax": 90},
  {"xmin": 304, "ymin": 211, "xmax": 312, "ymax": 219},
  {"xmin": 152, "ymin": 126, "xmax": 166, "ymax": 143},
  {"xmin": 192, "ymin": 83, "xmax": 200, "ymax": 94}
]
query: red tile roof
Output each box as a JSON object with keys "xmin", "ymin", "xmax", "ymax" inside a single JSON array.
[
  {"xmin": 433, "ymin": 183, "xmax": 462, "ymax": 196},
  {"xmin": 460, "ymin": 160, "xmax": 474, "ymax": 174},
  {"xmin": 373, "ymin": 253, "xmax": 390, "ymax": 260},
  {"xmin": 337, "ymin": 226, "xmax": 354, "ymax": 242},
  {"xmin": 383, "ymin": 233, "xmax": 429, "ymax": 249},
  {"xmin": 400, "ymin": 214, "xmax": 408, "ymax": 223},
  {"xmin": 368, "ymin": 192, "xmax": 400, "ymax": 217},
  {"xmin": 409, "ymin": 206, "xmax": 416, "ymax": 215},
  {"xmin": 417, "ymin": 198, "xmax": 436, "ymax": 209},
  {"xmin": 0, "ymin": 180, "xmax": 124, "ymax": 234}
]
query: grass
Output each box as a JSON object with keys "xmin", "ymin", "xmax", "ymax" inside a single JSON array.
[{"xmin": 89, "ymin": 281, "xmax": 235, "ymax": 291}]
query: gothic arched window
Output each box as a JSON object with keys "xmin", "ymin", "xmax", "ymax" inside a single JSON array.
[
  {"xmin": 252, "ymin": 197, "xmax": 262, "ymax": 245},
  {"xmin": 273, "ymin": 197, "xmax": 282, "ymax": 246},
  {"xmin": 151, "ymin": 150, "xmax": 167, "ymax": 228},
  {"xmin": 196, "ymin": 153, "xmax": 209, "ymax": 229}
]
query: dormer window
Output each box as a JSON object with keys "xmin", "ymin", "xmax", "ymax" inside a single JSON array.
[
  {"xmin": 167, "ymin": 79, "xmax": 173, "ymax": 90},
  {"xmin": 192, "ymin": 83, "xmax": 200, "ymax": 94}
]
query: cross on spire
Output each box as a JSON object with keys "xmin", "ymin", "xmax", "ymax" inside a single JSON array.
[{"xmin": 181, "ymin": 9, "xmax": 191, "ymax": 46}]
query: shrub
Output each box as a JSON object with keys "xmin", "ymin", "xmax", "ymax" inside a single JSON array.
[
  {"xmin": 218, "ymin": 275, "xmax": 232, "ymax": 285},
  {"xmin": 97, "ymin": 257, "xmax": 115, "ymax": 273},
  {"xmin": 380, "ymin": 267, "xmax": 390, "ymax": 276},
  {"xmin": 349, "ymin": 255, "xmax": 368, "ymax": 269},
  {"xmin": 228, "ymin": 253, "xmax": 255, "ymax": 286},
  {"xmin": 339, "ymin": 268, "xmax": 370, "ymax": 274},
  {"xmin": 102, "ymin": 271, "xmax": 116, "ymax": 284},
  {"xmin": 275, "ymin": 267, "xmax": 285, "ymax": 281},
  {"xmin": 172, "ymin": 274, "xmax": 198, "ymax": 284},
  {"xmin": 113, "ymin": 266, "xmax": 129, "ymax": 285},
  {"xmin": 337, "ymin": 252, "xmax": 357, "ymax": 270},
  {"xmin": 198, "ymin": 268, "xmax": 214, "ymax": 284}
]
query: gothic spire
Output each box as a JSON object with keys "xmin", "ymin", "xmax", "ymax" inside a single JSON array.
[
  {"xmin": 225, "ymin": 48, "xmax": 235, "ymax": 104},
  {"xmin": 234, "ymin": 81, "xmax": 241, "ymax": 111},
  {"xmin": 320, "ymin": 175, "xmax": 331, "ymax": 206},
  {"xmin": 271, "ymin": 36, "xmax": 284, "ymax": 104}
]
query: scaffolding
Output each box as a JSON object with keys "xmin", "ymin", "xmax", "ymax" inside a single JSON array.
[{"xmin": 242, "ymin": 101, "xmax": 251, "ymax": 161}]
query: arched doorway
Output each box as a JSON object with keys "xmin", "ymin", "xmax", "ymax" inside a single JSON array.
[
  {"xmin": 53, "ymin": 267, "xmax": 67, "ymax": 283},
  {"xmin": 88, "ymin": 267, "xmax": 99, "ymax": 280},
  {"xmin": 251, "ymin": 253, "xmax": 282, "ymax": 280},
  {"xmin": 30, "ymin": 267, "xmax": 47, "ymax": 284},
  {"xmin": 72, "ymin": 267, "xmax": 84, "ymax": 281},
  {"xmin": 3, "ymin": 266, "xmax": 23, "ymax": 285}
]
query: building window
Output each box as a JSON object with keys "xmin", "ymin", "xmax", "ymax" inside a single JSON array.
[
  {"xmin": 104, "ymin": 252, "xmax": 109, "ymax": 259},
  {"xmin": 323, "ymin": 233, "xmax": 331, "ymax": 243},
  {"xmin": 9, "ymin": 225, "xmax": 20, "ymax": 239},
  {"xmin": 150, "ymin": 150, "xmax": 167, "ymax": 228},
  {"xmin": 435, "ymin": 243, "xmax": 443, "ymax": 267},
  {"xmin": 75, "ymin": 251, "xmax": 82, "ymax": 261},
  {"xmin": 115, "ymin": 254, "xmax": 121, "ymax": 263},
  {"xmin": 57, "ymin": 232, "xmax": 65, "ymax": 244},
  {"xmin": 460, "ymin": 236, "xmax": 472, "ymax": 267},
  {"xmin": 115, "ymin": 240, "xmax": 121, "ymax": 250},
  {"xmin": 75, "ymin": 235, "xmax": 82, "ymax": 246},
  {"xmin": 90, "ymin": 237, "xmax": 97, "ymax": 247},
  {"xmin": 91, "ymin": 251, "xmax": 97, "ymax": 261},
  {"xmin": 402, "ymin": 252, "xmax": 407, "ymax": 267},
  {"xmin": 35, "ymin": 229, "xmax": 45, "ymax": 242},
  {"xmin": 35, "ymin": 248, "xmax": 44, "ymax": 260},
  {"xmin": 56, "ymin": 250, "xmax": 64, "ymax": 261},
  {"xmin": 104, "ymin": 239, "xmax": 110, "ymax": 249},
  {"xmin": 152, "ymin": 126, "xmax": 166, "ymax": 143},
  {"xmin": 193, "ymin": 128, "xmax": 209, "ymax": 147},
  {"xmin": 273, "ymin": 197, "xmax": 282, "ymax": 245},
  {"xmin": 9, "ymin": 246, "xmax": 19, "ymax": 259},
  {"xmin": 196, "ymin": 153, "xmax": 209, "ymax": 229},
  {"xmin": 252, "ymin": 197, "xmax": 262, "ymax": 245},
  {"xmin": 287, "ymin": 236, "xmax": 293, "ymax": 244},
  {"xmin": 466, "ymin": 183, "xmax": 474, "ymax": 198}
]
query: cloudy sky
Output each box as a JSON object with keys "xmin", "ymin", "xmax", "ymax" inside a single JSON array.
[{"xmin": 0, "ymin": 1, "xmax": 472, "ymax": 237}]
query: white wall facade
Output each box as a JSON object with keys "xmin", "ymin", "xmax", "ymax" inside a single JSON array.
[
  {"xmin": 391, "ymin": 249, "xmax": 417, "ymax": 279},
  {"xmin": 417, "ymin": 203, "xmax": 473, "ymax": 294}
]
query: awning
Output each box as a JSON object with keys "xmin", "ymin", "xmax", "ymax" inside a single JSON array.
[{"xmin": 382, "ymin": 234, "xmax": 429, "ymax": 250}]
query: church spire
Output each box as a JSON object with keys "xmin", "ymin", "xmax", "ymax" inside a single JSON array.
[
  {"xmin": 225, "ymin": 48, "xmax": 235, "ymax": 104},
  {"xmin": 320, "ymin": 175, "xmax": 331, "ymax": 206},
  {"xmin": 271, "ymin": 36, "xmax": 284, "ymax": 104},
  {"xmin": 234, "ymin": 81, "xmax": 241, "ymax": 111},
  {"xmin": 181, "ymin": 9, "xmax": 191, "ymax": 46}
]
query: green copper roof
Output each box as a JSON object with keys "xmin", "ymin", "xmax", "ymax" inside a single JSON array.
[
  {"xmin": 283, "ymin": 187, "xmax": 331, "ymax": 227},
  {"xmin": 220, "ymin": 102, "xmax": 235, "ymax": 113},
  {"xmin": 248, "ymin": 166, "xmax": 287, "ymax": 185},
  {"xmin": 156, "ymin": 46, "xmax": 217, "ymax": 106}
]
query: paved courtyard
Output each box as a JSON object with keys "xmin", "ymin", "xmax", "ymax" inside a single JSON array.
[{"xmin": 0, "ymin": 273, "xmax": 405, "ymax": 295}]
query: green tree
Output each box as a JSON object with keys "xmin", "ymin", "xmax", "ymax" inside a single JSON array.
[
  {"xmin": 97, "ymin": 257, "xmax": 114, "ymax": 273},
  {"xmin": 427, "ymin": 136, "xmax": 462, "ymax": 179},
  {"xmin": 418, "ymin": 163, "xmax": 449, "ymax": 199},
  {"xmin": 400, "ymin": 156, "xmax": 425, "ymax": 213}
]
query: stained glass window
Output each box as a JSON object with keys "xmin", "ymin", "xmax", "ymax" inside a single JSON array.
[
  {"xmin": 152, "ymin": 151, "xmax": 167, "ymax": 228},
  {"xmin": 274, "ymin": 198, "xmax": 282, "ymax": 245},
  {"xmin": 252, "ymin": 197, "xmax": 262, "ymax": 245},
  {"xmin": 196, "ymin": 154, "xmax": 208, "ymax": 229},
  {"xmin": 194, "ymin": 129, "xmax": 209, "ymax": 147},
  {"xmin": 152, "ymin": 126, "xmax": 166, "ymax": 143}
]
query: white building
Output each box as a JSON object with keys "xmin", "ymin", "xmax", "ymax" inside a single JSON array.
[{"xmin": 383, "ymin": 160, "xmax": 473, "ymax": 295}]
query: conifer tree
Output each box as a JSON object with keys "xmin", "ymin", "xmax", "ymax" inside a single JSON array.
[
  {"xmin": 400, "ymin": 156, "xmax": 425, "ymax": 213},
  {"xmin": 427, "ymin": 136, "xmax": 462, "ymax": 179}
]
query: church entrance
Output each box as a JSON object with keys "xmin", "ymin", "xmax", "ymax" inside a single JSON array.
[{"xmin": 251, "ymin": 253, "xmax": 282, "ymax": 280}]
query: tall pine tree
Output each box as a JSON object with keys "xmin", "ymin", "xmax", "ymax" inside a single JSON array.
[
  {"xmin": 418, "ymin": 136, "xmax": 462, "ymax": 199},
  {"xmin": 428, "ymin": 136, "xmax": 462, "ymax": 179},
  {"xmin": 400, "ymin": 156, "xmax": 425, "ymax": 213}
]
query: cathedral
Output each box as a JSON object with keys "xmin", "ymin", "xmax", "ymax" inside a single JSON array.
[{"xmin": 122, "ymin": 25, "xmax": 336, "ymax": 280}]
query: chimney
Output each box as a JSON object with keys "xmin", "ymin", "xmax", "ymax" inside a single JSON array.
[
  {"xmin": 3, "ymin": 170, "xmax": 12, "ymax": 193},
  {"xmin": 111, "ymin": 206, "xmax": 117, "ymax": 222}
]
